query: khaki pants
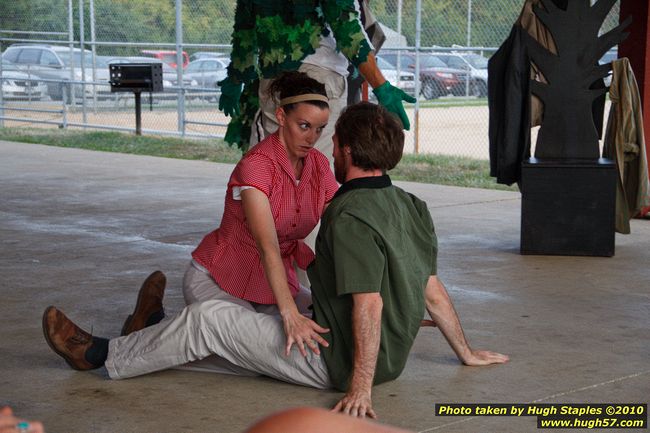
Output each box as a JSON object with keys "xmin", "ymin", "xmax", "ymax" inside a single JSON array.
[{"xmin": 105, "ymin": 262, "xmax": 331, "ymax": 389}]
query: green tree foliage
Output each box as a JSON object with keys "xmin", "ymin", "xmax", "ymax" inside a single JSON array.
[
  {"xmin": 0, "ymin": 0, "xmax": 68, "ymax": 35},
  {"xmin": 0, "ymin": 0, "xmax": 619, "ymax": 52},
  {"xmin": 182, "ymin": 1, "xmax": 236, "ymax": 44},
  {"xmin": 369, "ymin": 0, "xmax": 523, "ymax": 47}
]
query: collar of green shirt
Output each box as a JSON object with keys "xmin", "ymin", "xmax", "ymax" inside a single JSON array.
[{"xmin": 333, "ymin": 174, "xmax": 392, "ymax": 199}]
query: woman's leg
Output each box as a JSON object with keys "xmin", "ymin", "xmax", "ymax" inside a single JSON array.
[
  {"xmin": 179, "ymin": 260, "xmax": 259, "ymax": 374},
  {"xmin": 182, "ymin": 260, "xmax": 255, "ymax": 309}
]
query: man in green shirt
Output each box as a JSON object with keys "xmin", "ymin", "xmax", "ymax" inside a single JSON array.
[{"xmin": 308, "ymin": 102, "xmax": 509, "ymax": 417}]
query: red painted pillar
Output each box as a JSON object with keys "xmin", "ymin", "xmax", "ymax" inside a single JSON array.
[{"xmin": 618, "ymin": 0, "xmax": 650, "ymax": 216}]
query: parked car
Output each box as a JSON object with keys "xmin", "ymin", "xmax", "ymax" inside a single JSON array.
[
  {"xmin": 599, "ymin": 48, "xmax": 618, "ymax": 65},
  {"xmin": 140, "ymin": 50, "xmax": 189, "ymax": 69},
  {"xmin": 83, "ymin": 55, "xmax": 134, "ymax": 100},
  {"xmin": 2, "ymin": 44, "xmax": 95, "ymax": 101},
  {"xmin": 184, "ymin": 58, "xmax": 229, "ymax": 102},
  {"xmin": 374, "ymin": 56, "xmax": 416, "ymax": 97},
  {"xmin": 599, "ymin": 48, "xmax": 617, "ymax": 86},
  {"xmin": 433, "ymin": 52, "xmax": 489, "ymax": 97},
  {"xmin": 379, "ymin": 51, "xmax": 465, "ymax": 99},
  {"xmin": 189, "ymin": 51, "xmax": 230, "ymax": 62},
  {"xmin": 0, "ymin": 59, "xmax": 48, "ymax": 100}
]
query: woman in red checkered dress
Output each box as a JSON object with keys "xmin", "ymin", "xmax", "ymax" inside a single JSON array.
[{"xmin": 187, "ymin": 72, "xmax": 339, "ymax": 357}]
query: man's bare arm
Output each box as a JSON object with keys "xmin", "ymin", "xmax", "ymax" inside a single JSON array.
[
  {"xmin": 331, "ymin": 292, "xmax": 383, "ymax": 419},
  {"xmin": 424, "ymin": 276, "xmax": 509, "ymax": 365}
]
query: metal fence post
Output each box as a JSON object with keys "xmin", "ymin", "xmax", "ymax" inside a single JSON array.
[
  {"xmin": 466, "ymin": 0, "xmax": 473, "ymax": 46},
  {"xmin": 79, "ymin": 0, "xmax": 88, "ymax": 126},
  {"xmin": 396, "ymin": 0, "xmax": 402, "ymax": 84},
  {"xmin": 0, "ymin": 41, "xmax": 4, "ymax": 128},
  {"xmin": 414, "ymin": 0, "xmax": 422, "ymax": 154},
  {"xmin": 67, "ymin": 0, "xmax": 75, "ymax": 118},
  {"xmin": 465, "ymin": 0, "xmax": 473, "ymax": 95},
  {"xmin": 89, "ymin": 0, "xmax": 98, "ymax": 113},
  {"xmin": 176, "ymin": 0, "xmax": 185, "ymax": 136}
]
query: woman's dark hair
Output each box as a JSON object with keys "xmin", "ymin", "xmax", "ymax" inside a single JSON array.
[
  {"xmin": 268, "ymin": 71, "xmax": 328, "ymax": 112},
  {"xmin": 335, "ymin": 102, "xmax": 404, "ymax": 171}
]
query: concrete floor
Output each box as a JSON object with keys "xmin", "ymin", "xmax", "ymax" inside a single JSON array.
[{"xmin": 1, "ymin": 141, "xmax": 648, "ymax": 433}]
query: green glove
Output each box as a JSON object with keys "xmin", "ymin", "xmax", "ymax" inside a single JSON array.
[
  {"xmin": 218, "ymin": 77, "xmax": 243, "ymax": 117},
  {"xmin": 372, "ymin": 81, "xmax": 417, "ymax": 130},
  {"xmin": 224, "ymin": 120, "xmax": 243, "ymax": 146}
]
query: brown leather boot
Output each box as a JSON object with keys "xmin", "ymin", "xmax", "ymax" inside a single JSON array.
[
  {"xmin": 120, "ymin": 270, "xmax": 166, "ymax": 336},
  {"xmin": 42, "ymin": 306, "xmax": 101, "ymax": 370}
]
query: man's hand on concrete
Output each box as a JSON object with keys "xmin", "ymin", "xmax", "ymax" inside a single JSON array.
[
  {"xmin": 331, "ymin": 389, "xmax": 377, "ymax": 419},
  {"xmin": 461, "ymin": 349, "xmax": 509, "ymax": 366},
  {"xmin": 281, "ymin": 311, "xmax": 330, "ymax": 357},
  {"xmin": 424, "ymin": 276, "xmax": 509, "ymax": 367}
]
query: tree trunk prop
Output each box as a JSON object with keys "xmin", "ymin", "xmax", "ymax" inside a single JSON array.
[{"xmin": 524, "ymin": 0, "xmax": 631, "ymax": 159}]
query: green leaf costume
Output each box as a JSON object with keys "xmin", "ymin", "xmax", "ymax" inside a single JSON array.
[{"xmin": 222, "ymin": 0, "xmax": 372, "ymax": 151}]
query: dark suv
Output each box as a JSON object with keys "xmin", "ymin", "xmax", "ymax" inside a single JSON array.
[
  {"xmin": 433, "ymin": 52, "xmax": 489, "ymax": 97},
  {"xmin": 379, "ymin": 52, "xmax": 467, "ymax": 99}
]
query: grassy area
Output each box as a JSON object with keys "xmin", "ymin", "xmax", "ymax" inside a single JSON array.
[
  {"xmin": 390, "ymin": 153, "xmax": 516, "ymax": 191},
  {"xmin": 0, "ymin": 127, "xmax": 242, "ymax": 164},
  {"xmin": 0, "ymin": 127, "xmax": 516, "ymax": 191},
  {"xmin": 413, "ymin": 97, "xmax": 488, "ymax": 109}
]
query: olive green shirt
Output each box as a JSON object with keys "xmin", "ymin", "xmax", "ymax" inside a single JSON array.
[{"xmin": 308, "ymin": 175, "xmax": 438, "ymax": 391}]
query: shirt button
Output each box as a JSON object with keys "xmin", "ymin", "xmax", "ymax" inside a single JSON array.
[
  {"xmin": 296, "ymin": 208, "xmax": 300, "ymax": 213},
  {"xmin": 292, "ymin": 224, "xmax": 297, "ymax": 228}
]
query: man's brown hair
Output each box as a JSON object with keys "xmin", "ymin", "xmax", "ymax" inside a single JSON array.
[{"xmin": 335, "ymin": 102, "xmax": 404, "ymax": 171}]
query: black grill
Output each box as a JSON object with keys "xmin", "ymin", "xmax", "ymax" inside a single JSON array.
[{"xmin": 109, "ymin": 63, "xmax": 163, "ymax": 93}]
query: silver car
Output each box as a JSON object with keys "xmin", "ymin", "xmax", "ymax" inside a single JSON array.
[
  {"xmin": 0, "ymin": 59, "xmax": 48, "ymax": 101},
  {"xmin": 184, "ymin": 58, "xmax": 229, "ymax": 102},
  {"xmin": 2, "ymin": 44, "xmax": 94, "ymax": 101}
]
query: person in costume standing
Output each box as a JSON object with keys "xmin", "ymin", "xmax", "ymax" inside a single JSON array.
[{"xmin": 219, "ymin": 0, "xmax": 415, "ymax": 157}]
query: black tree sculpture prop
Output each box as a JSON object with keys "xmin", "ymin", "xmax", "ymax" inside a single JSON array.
[{"xmin": 525, "ymin": 0, "xmax": 631, "ymax": 159}]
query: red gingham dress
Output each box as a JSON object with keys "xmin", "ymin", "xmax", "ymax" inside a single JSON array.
[{"xmin": 192, "ymin": 132, "xmax": 339, "ymax": 304}]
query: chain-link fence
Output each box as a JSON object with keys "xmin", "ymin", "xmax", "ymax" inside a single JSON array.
[{"xmin": 0, "ymin": 0, "xmax": 620, "ymax": 158}]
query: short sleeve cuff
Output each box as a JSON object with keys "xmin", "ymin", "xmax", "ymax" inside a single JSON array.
[
  {"xmin": 229, "ymin": 153, "xmax": 274, "ymax": 197},
  {"xmin": 232, "ymin": 185, "xmax": 258, "ymax": 201}
]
